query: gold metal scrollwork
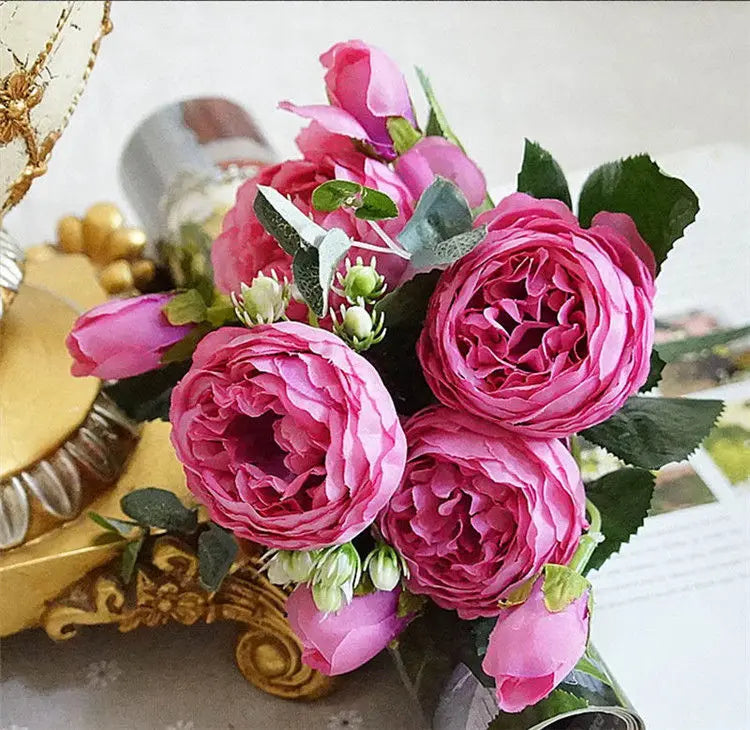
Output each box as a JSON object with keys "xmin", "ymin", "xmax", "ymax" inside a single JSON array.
[{"xmin": 41, "ymin": 537, "xmax": 333, "ymax": 701}]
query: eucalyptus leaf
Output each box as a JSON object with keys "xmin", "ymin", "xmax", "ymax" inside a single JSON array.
[
  {"xmin": 585, "ymin": 468, "xmax": 656, "ymax": 572},
  {"xmin": 641, "ymin": 349, "xmax": 666, "ymax": 393},
  {"xmin": 398, "ymin": 177, "xmax": 473, "ymax": 255},
  {"xmin": 121, "ymin": 536, "xmax": 144, "ymax": 584},
  {"xmin": 88, "ymin": 511, "xmax": 139, "ymax": 537},
  {"xmin": 386, "ymin": 116, "xmax": 422, "ymax": 155},
  {"xmin": 198, "ymin": 523, "xmax": 238, "ymax": 592},
  {"xmin": 254, "ymin": 185, "xmax": 325, "ymax": 255},
  {"xmin": 656, "ymin": 324, "xmax": 750, "ymax": 363},
  {"xmin": 293, "ymin": 246, "xmax": 324, "ymax": 317},
  {"xmin": 120, "ymin": 487, "xmax": 198, "ymax": 534},
  {"xmin": 578, "ymin": 155, "xmax": 699, "ymax": 270},
  {"xmin": 317, "ymin": 228, "xmax": 352, "ymax": 305},
  {"xmin": 582, "ymin": 396, "xmax": 724, "ymax": 469},
  {"xmin": 517, "ymin": 139, "xmax": 572, "ymax": 208},
  {"xmin": 415, "ymin": 67, "xmax": 464, "ymax": 150},
  {"xmin": 409, "ymin": 225, "xmax": 487, "ymax": 273},
  {"xmin": 163, "ymin": 289, "xmax": 207, "ymax": 326}
]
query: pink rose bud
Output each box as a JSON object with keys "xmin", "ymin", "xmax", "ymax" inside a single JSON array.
[
  {"xmin": 418, "ymin": 192, "xmax": 656, "ymax": 438},
  {"xmin": 395, "ymin": 136, "xmax": 487, "ymax": 209},
  {"xmin": 482, "ymin": 576, "xmax": 590, "ymax": 713},
  {"xmin": 286, "ymin": 585, "xmax": 409, "ymax": 676},
  {"xmin": 66, "ymin": 293, "xmax": 194, "ymax": 379},
  {"xmin": 280, "ymin": 40, "xmax": 415, "ymax": 159}
]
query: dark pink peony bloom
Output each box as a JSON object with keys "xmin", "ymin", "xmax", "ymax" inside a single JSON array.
[
  {"xmin": 66, "ymin": 293, "xmax": 193, "ymax": 379},
  {"xmin": 169, "ymin": 323, "xmax": 406, "ymax": 550},
  {"xmin": 287, "ymin": 585, "xmax": 409, "ymax": 676},
  {"xmin": 394, "ymin": 136, "xmax": 487, "ymax": 209},
  {"xmin": 417, "ymin": 193, "xmax": 656, "ymax": 438},
  {"xmin": 482, "ymin": 577, "xmax": 590, "ymax": 712},
  {"xmin": 280, "ymin": 40, "xmax": 415, "ymax": 159},
  {"xmin": 378, "ymin": 406, "xmax": 585, "ymax": 620}
]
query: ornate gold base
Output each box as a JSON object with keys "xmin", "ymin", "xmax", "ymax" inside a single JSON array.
[{"xmin": 42, "ymin": 536, "xmax": 333, "ymax": 701}]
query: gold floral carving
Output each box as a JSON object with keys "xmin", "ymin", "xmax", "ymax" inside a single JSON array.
[{"xmin": 42, "ymin": 537, "xmax": 333, "ymax": 701}]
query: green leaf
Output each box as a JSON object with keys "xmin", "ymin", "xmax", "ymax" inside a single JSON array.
[
  {"xmin": 516, "ymin": 139, "xmax": 572, "ymax": 208},
  {"xmin": 197, "ymin": 523, "xmax": 238, "ymax": 592},
  {"xmin": 317, "ymin": 228, "xmax": 351, "ymax": 304},
  {"xmin": 489, "ymin": 689, "xmax": 588, "ymax": 729},
  {"xmin": 578, "ymin": 155, "xmax": 699, "ymax": 270},
  {"xmin": 582, "ymin": 396, "xmax": 724, "ymax": 469},
  {"xmin": 415, "ymin": 67, "xmax": 464, "ymax": 150},
  {"xmin": 386, "ymin": 116, "xmax": 423, "ymax": 155},
  {"xmin": 104, "ymin": 361, "xmax": 190, "ymax": 422},
  {"xmin": 409, "ymin": 225, "xmax": 487, "ymax": 273},
  {"xmin": 160, "ymin": 322, "xmax": 212, "ymax": 365},
  {"xmin": 585, "ymin": 467, "xmax": 656, "ymax": 572},
  {"xmin": 469, "ymin": 617, "xmax": 496, "ymax": 658},
  {"xmin": 311, "ymin": 180, "xmax": 363, "ymax": 212},
  {"xmin": 121, "ymin": 536, "xmax": 145, "ymax": 584},
  {"xmin": 656, "ymin": 325, "xmax": 750, "ymax": 363},
  {"xmin": 254, "ymin": 185, "xmax": 325, "ymax": 255},
  {"xmin": 120, "ymin": 487, "xmax": 198, "ymax": 534},
  {"xmin": 353, "ymin": 572, "xmax": 377, "ymax": 597},
  {"xmin": 396, "ymin": 588, "xmax": 428, "ymax": 618},
  {"xmin": 354, "ymin": 188, "xmax": 399, "ymax": 221},
  {"xmin": 574, "ymin": 654, "xmax": 610, "ymax": 686},
  {"xmin": 292, "ymin": 246, "xmax": 324, "ymax": 317},
  {"xmin": 398, "ymin": 177, "xmax": 473, "ymax": 255},
  {"xmin": 542, "ymin": 565, "xmax": 590, "ymax": 612},
  {"xmin": 163, "ymin": 289, "xmax": 207, "ymax": 326},
  {"xmin": 641, "ymin": 349, "xmax": 666, "ymax": 393},
  {"xmin": 369, "ymin": 272, "xmax": 440, "ymax": 415},
  {"xmin": 88, "ymin": 511, "xmax": 139, "ymax": 537},
  {"xmin": 164, "ymin": 223, "xmax": 215, "ymax": 299}
]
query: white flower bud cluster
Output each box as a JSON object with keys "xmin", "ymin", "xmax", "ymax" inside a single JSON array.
[{"xmin": 231, "ymin": 270, "xmax": 291, "ymax": 327}]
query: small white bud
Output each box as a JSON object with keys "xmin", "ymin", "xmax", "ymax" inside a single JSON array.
[
  {"xmin": 284, "ymin": 550, "xmax": 317, "ymax": 583},
  {"xmin": 366, "ymin": 545, "xmax": 402, "ymax": 592},
  {"xmin": 233, "ymin": 272, "xmax": 289, "ymax": 326},
  {"xmin": 312, "ymin": 582, "xmax": 344, "ymax": 614},
  {"xmin": 266, "ymin": 554, "xmax": 293, "ymax": 586},
  {"xmin": 343, "ymin": 305, "xmax": 373, "ymax": 340}
]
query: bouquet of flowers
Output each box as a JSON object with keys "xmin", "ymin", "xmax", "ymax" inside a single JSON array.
[{"xmin": 68, "ymin": 39, "xmax": 724, "ymax": 728}]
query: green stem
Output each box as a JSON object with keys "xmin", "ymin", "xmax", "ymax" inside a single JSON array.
[
  {"xmin": 568, "ymin": 499, "xmax": 604, "ymax": 575},
  {"xmin": 570, "ymin": 434, "xmax": 583, "ymax": 467}
]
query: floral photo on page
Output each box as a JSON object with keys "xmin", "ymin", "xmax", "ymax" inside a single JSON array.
[{"xmin": 70, "ymin": 38, "xmax": 738, "ymax": 726}]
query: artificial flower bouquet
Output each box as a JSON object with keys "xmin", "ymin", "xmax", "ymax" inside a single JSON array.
[{"xmin": 68, "ymin": 40, "xmax": 726, "ymax": 729}]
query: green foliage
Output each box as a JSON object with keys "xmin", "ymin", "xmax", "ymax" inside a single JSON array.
[
  {"xmin": 120, "ymin": 487, "xmax": 198, "ymax": 534},
  {"xmin": 104, "ymin": 361, "xmax": 190, "ymax": 422},
  {"xmin": 166, "ymin": 223, "xmax": 215, "ymax": 301},
  {"xmin": 542, "ymin": 564, "xmax": 590, "ymax": 612},
  {"xmin": 582, "ymin": 396, "xmax": 724, "ymax": 469},
  {"xmin": 120, "ymin": 536, "xmax": 145, "ymax": 583},
  {"xmin": 585, "ymin": 468, "xmax": 655, "ymax": 572},
  {"xmin": 311, "ymin": 180, "xmax": 399, "ymax": 220},
  {"xmin": 415, "ymin": 67, "xmax": 464, "ymax": 150},
  {"xmin": 469, "ymin": 617, "xmax": 496, "ymax": 658},
  {"xmin": 517, "ymin": 139, "xmax": 572, "ymax": 208},
  {"xmin": 160, "ymin": 323, "xmax": 212, "ymax": 365},
  {"xmin": 578, "ymin": 155, "xmax": 699, "ymax": 270},
  {"xmin": 163, "ymin": 289, "xmax": 207, "ymax": 326},
  {"xmin": 656, "ymin": 324, "xmax": 750, "ymax": 363},
  {"xmin": 397, "ymin": 588, "xmax": 428, "ymax": 618},
  {"xmin": 409, "ymin": 225, "xmax": 487, "ymax": 273},
  {"xmin": 387, "ymin": 116, "xmax": 423, "ymax": 154},
  {"xmin": 88, "ymin": 511, "xmax": 139, "ymax": 537},
  {"xmin": 254, "ymin": 184, "xmax": 324, "ymax": 255},
  {"xmin": 197, "ymin": 523, "xmax": 238, "ymax": 592},
  {"xmin": 641, "ymin": 349, "xmax": 666, "ymax": 393}
]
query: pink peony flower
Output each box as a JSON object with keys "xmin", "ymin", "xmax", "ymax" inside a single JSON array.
[
  {"xmin": 211, "ymin": 133, "xmax": 413, "ymax": 301},
  {"xmin": 394, "ymin": 136, "xmax": 487, "ymax": 209},
  {"xmin": 280, "ymin": 40, "xmax": 415, "ymax": 159},
  {"xmin": 378, "ymin": 406, "xmax": 585, "ymax": 620},
  {"xmin": 66, "ymin": 293, "xmax": 193, "ymax": 379},
  {"xmin": 482, "ymin": 577, "xmax": 590, "ymax": 712},
  {"xmin": 417, "ymin": 193, "xmax": 656, "ymax": 438},
  {"xmin": 169, "ymin": 323, "xmax": 406, "ymax": 550},
  {"xmin": 286, "ymin": 585, "xmax": 409, "ymax": 676}
]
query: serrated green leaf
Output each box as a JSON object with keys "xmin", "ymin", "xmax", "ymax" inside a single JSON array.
[
  {"xmin": 517, "ymin": 139, "xmax": 572, "ymax": 208},
  {"xmin": 409, "ymin": 225, "xmax": 487, "ymax": 273},
  {"xmin": 354, "ymin": 188, "xmax": 399, "ymax": 221},
  {"xmin": 88, "ymin": 511, "xmax": 139, "ymax": 537},
  {"xmin": 104, "ymin": 361, "xmax": 190, "ymax": 422},
  {"xmin": 121, "ymin": 487, "xmax": 198, "ymax": 534},
  {"xmin": 582, "ymin": 396, "xmax": 724, "ymax": 469},
  {"xmin": 121, "ymin": 536, "xmax": 144, "ymax": 584},
  {"xmin": 198, "ymin": 523, "xmax": 238, "ymax": 592},
  {"xmin": 578, "ymin": 155, "xmax": 699, "ymax": 270},
  {"xmin": 489, "ymin": 689, "xmax": 588, "ymax": 729},
  {"xmin": 585, "ymin": 468, "xmax": 655, "ymax": 572},
  {"xmin": 415, "ymin": 67, "xmax": 464, "ymax": 150},
  {"xmin": 656, "ymin": 325, "xmax": 750, "ymax": 363},
  {"xmin": 160, "ymin": 322, "xmax": 212, "ymax": 365},
  {"xmin": 398, "ymin": 177, "xmax": 473, "ymax": 255},
  {"xmin": 254, "ymin": 185, "xmax": 325, "ymax": 255},
  {"xmin": 641, "ymin": 349, "xmax": 666, "ymax": 393},
  {"xmin": 311, "ymin": 180, "xmax": 363, "ymax": 212},
  {"xmin": 542, "ymin": 565, "xmax": 589, "ymax": 612},
  {"xmin": 163, "ymin": 289, "xmax": 207, "ymax": 326},
  {"xmin": 386, "ymin": 116, "xmax": 422, "ymax": 155}
]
